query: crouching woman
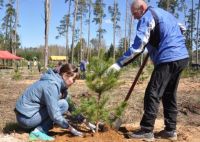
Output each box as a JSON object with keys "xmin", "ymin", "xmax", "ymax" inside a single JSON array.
[{"xmin": 15, "ymin": 63, "xmax": 83, "ymax": 141}]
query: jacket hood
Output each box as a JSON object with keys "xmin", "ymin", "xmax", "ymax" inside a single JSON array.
[{"xmin": 40, "ymin": 69, "xmax": 66, "ymax": 89}]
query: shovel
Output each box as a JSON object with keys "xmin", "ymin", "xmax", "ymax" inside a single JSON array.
[{"xmin": 112, "ymin": 53, "xmax": 149, "ymax": 130}]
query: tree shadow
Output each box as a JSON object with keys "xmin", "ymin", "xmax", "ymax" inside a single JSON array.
[{"xmin": 118, "ymin": 126, "xmax": 130, "ymax": 138}]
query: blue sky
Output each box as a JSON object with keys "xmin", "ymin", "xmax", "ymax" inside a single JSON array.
[
  {"xmin": 0, "ymin": 0, "xmax": 188, "ymax": 48},
  {"xmin": 16, "ymin": 0, "xmax": 133, "ymax": 48}
]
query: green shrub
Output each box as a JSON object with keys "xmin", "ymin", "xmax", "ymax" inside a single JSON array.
[{"xmin": 12, "ymin": 71, "xmax": 22, "ymax": 80}]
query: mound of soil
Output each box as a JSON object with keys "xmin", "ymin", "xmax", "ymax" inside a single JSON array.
[{"xmin": 41, "ymin": 119, "xmax": 200, "ymax": 142}]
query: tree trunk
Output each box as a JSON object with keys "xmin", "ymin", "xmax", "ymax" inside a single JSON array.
[
  {"xmin": 13, "ymin": 0, "xmax": 19, "ymax": 55},
  {"xmin": 9, "ymin": 16, "xmax": 12, "ymax": 53},
  {"xmin": 66, "ymin": 0, "xmax": 72, "ymax": 61},
  {"xmin": 71, "ymin": 0, "xmax": 78, "ymax": 64},
  {"xmin": 191, "ymin": 0, "xmax": 194, "ymax": 64},
  {"xmin": 113, "ymin": 0, "xmax": 116, "ymax": 62},
  {"xmin": 80, "ymin": 8, "xmax": 83, "ymax": 62},
  {"xmin": 98, "ymin": 0, "xmax": 103, "ymax": 58},
  {"xmin": 128, "ymin": 16, "xmax": 133, "ymax": 48},
  {"xmin": 98, "ymin": 22, "xmax": 101, "ymax": 57},
  {"xmin": 124, "ymin": 0, "xmax": 128, "ymax": 52},
  {"xmin": 87, "ymin": 1, "xmax": 91, "ymax": 60},
  {"xmin": 196, "ymin": 0, "xmax": 200, "ymax": 65},
  {"xmin": 44, "ymin": 0, "xmax": 50, "ymax": 68}
]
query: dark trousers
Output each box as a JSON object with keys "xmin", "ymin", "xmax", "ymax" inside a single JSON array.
[{"xmin": 140, "ymin": 58, "xmax": 188, "ymax": 132}]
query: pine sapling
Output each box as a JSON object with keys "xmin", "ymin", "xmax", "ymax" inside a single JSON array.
[{"xmin": 73, "ymin": 57, "xmax": 127, "ymax": 132}]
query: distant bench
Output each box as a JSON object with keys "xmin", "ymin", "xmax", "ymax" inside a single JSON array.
[{"xmin": 0, "ymin": 65, "xmax": 13, "ymax": 69}]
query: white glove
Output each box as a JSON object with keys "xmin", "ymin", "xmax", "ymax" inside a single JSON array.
[
  {"xmin": 107, "ymin": 63, "xmax": 121, "ymax": 72},
  {"xmin": 86, "ymin": 122, "xmax": 96, "ymax": 133},
  {"xmin": 69, "ymin": 126, "xmax": 83, "ymax": 137}
]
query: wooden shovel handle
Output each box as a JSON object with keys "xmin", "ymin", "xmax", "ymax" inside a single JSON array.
[{"xmin": 124, "ymin": 53, "xmax": 149, "ymax": 102}]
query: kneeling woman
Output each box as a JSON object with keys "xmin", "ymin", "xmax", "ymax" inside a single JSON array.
[{"xmin": 15, "ymin": 63, "xmax": 82, "ymax": 141}]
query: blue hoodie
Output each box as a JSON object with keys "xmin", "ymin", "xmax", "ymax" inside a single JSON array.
[{"xmin": 16, "ymin": 69, "xmax": 69, "ymax": 128}]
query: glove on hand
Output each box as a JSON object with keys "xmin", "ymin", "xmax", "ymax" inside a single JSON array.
[
  {"xmin": 69, "ymin": 126, "xmax": 83, "ymax": 137},
  {"xmin": 107, "ymin": 63, "xmax": 121, "ymax": 73},
  {"xmin": 86, "ymin": 122, "xmax": 96, "ymax": 133}
]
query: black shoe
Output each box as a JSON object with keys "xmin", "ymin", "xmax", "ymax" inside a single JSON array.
[
  {"xmin": 127, "ymin": 129, "xmax": 155, "ymax": 142},
  {"xmin": 157, "ymin": 130, "xmax": 177, "ymax": 141}
]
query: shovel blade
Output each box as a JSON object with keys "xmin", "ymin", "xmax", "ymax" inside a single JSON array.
[{"xmin": 112, "ymin": 118, "xmax": 123, "ymax": 131}]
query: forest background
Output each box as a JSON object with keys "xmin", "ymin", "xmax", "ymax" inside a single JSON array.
[{"xmin": 0, "ymin": 0, "xmax": 199, "ymax": 67}]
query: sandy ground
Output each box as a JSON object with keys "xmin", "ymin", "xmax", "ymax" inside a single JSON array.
[{"xmin": 0, "ymin": 67, "xmax": 199, "ymax": 142}]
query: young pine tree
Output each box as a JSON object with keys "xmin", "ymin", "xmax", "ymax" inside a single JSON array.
[{"xmin": 73, "ymin": 57, "xmax": 127, "ymax": 132}]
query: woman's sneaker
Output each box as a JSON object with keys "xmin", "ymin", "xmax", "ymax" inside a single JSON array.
[
  {"xmin": 127, "ymin": 129, "xmax": 155, "ymax": 142},
  {"xmin": 29, "ymin": 131, "xmax": 55, "ymax": 141}
]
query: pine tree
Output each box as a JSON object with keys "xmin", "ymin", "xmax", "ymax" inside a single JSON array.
[
  {"xmin": 73, "ymin": 57, "xmax": 127, "ymax": 132},
  {"xmin": 93, "ymin": 0, "xmax": 106, "ymax": 57},
  {"xmin": 77, "ymin": 0, "xmax": 87, "ymax": 62},
  {"xmin": 104, "ymin": 44, "xmax": 114, "ymax": 61},
  {"xmin": 117, "ymin": 38, "xmax": 128, "ymax": 59},
  {"xmin": 157, "ymin": 0, "xmax": 179, "ymax": 15},
  {"xmin": 108, "ymin": 0, "xmax": 121, "ymax": 62},
  {"xmin": 186, "ymin": 4, "xmax": 196, "ymax": 65},
  {"xmin": 86, "ymin": 0, "xmax": 92, "ymax": 60},
  {"xmin": 196, "ymin": 0, "xmax": 200, "ymax": 65},
  {"xmin": 65, "ymin": 0, "xmax": 73, "ymax": 57},
  {"xmin": 70, "ymin": 0, "xmax": 79, "ymax": 63},
  {"xmin": 1, "ymin": 0, "xmax": 16, "ymax": 52}
]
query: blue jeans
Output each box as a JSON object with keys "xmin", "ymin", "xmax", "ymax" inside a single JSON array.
[{"xmin": 16, "ymin": 99, "xmax": 68, "ymax": 133}]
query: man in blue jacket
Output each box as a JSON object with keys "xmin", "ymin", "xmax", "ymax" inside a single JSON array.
[{"xmin": 109, "ymin": 0, "xmax": 189, "ymax": 141}]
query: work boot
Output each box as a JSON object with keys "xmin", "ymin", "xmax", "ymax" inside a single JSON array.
[
  {"xmin": 158, "ymin": 130, "xmax": 177, "ymax": 141},
  {"xmin": 127, "ymin": 129, "xmax": 155, "ymax": 142}
]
